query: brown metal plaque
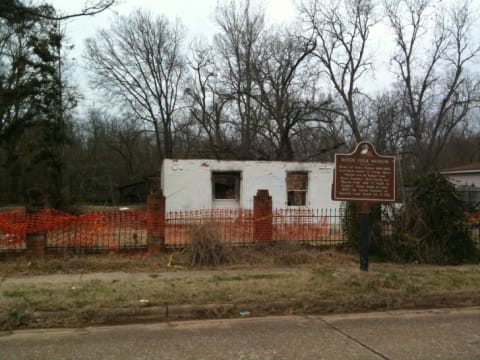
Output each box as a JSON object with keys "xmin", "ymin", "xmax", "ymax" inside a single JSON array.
[{"xmin": 333, "ymin": 141, "xmax": 395, "ymax": 203}]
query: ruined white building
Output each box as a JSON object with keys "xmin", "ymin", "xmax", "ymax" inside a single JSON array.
[{"xmin": 161, "ymin": 159, "xmax": 339, "ymax": 211}]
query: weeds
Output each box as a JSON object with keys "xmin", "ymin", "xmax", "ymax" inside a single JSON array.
[
  {"xmin": 188, "ymin": 222, "xmax": 232, "ymax": 266},
  {"xmin": 268, "ymin": 241, "xmax": 313, "ymax": 266},
  {"xmin": 1, "ymin": 265, "xmax": 480, "ymax": 330},
  {"xmin": 382, "ymin": 174, "xmax": 479, "ymax": 264}
]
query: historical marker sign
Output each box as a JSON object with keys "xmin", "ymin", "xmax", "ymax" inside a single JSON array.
[
  {"xmin": 333, "ymin": 141, "xmax": 396, "ymax": 272},
  {"xmin": 333, "ymin": 141, "xmax": 395, "ymax": 203}
]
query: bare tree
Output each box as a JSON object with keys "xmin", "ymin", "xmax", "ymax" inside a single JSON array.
[
  {"xmin": 437, "ymin": 126, "xmax": 480, "ymax": 169},
  {"xmin": 302, "ymin": 0, "xmax": 378, "ymax": 143},
  {"xmin": 292, "ymin": 119, "xmax": 347, "ymax": 161},
  {"xmin": 85, "ymin": 9, "xmax": 186, "ymax": 161},
  {"xmin": 250, "ymin": 28, "xmax": 334, "ymax": 160},
  {"xmin": 214, "ymin": 0, "xmax": 265, "ymax": 158},
  {"xmin": 185, "ymin": 44, "xmax": 231, "ymax": 158},
  {"xmin": 0, "ymin": 0, "xmax": 116, "ymax": 21},
  {"xmin": 365, "ymin": 91, "xmax": 405, "ymax": 154},
  {"xmin": 385, "ymin": 0, "xmax": 480, "ymax": 172},
  {"xmin": 70, "ymin": 108, "xmax": 157, "ymax": 203}
]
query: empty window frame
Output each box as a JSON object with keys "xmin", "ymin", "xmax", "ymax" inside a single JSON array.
[
  {"xmin": 287, "ymin": 171, "xmax": 308, "ymax": 206},
  {"xmin": 212, "ymin": 172, "xmax": 241, "ymax": 200}
]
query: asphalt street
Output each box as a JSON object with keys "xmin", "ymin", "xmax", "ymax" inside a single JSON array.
[{"xmin": 1, "ymin": 307, "xmax": 479, "ymax": 359}]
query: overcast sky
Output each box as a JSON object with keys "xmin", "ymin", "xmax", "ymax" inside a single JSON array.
[
  {"xmin": 48, "ymin": 0, "xmax": 299, "ymax": 111},
  {"xmin": 50, "ymin": 0, "xmax": 297, "ymax": 43},
  {"xmin": 46, "ymin": 0, "xmax": 480, "ymax": 116},
  {"xmin": 47, "ymin": 0, "xmax": 402, "ymax": 114}
]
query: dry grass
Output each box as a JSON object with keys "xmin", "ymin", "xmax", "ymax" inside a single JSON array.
[
  {"xmin": 1, "ymin": 263, "xmax": 480, "ymax": 329},
  {"xmin": 0, "ymin": 253, "xmax": 169, "ymax": 276},
  {"xmin": 0, "ymin": 246, "xmax": 357, "ymax": 276},
  {"xmin": 2, "ymin": 244, "xmax": 479, "ymax": 330},
  {"xmin": 188, "ymin": 222, "xmax": 232, "ymax": 266}
]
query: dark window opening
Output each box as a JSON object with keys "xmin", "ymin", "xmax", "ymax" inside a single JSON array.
[
  {"xmin": 212, "ymin": 172, "xmax": 240, "ymax": 200},
  {"xmin": 287, "ymin": 172, "xmax": 308, "ymax": 206}
]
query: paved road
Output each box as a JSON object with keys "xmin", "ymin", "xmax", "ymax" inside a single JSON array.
[{"xmin": 1, "ymin": 308, "xmax": 479, "ymax": 359}]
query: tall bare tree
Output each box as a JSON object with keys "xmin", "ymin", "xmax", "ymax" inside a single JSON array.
[
  {"xmin": 250, "ymin": 28, "xmax": 333, "ymax": 160},
  {"xmin": 302, "ymin": 0, "xmax": 378, "ymax": 143},
  {"xmin": 85, "ymin": 9, "xmax": 186, "ymax": 161},
  {"xmin": 385, "ymin": 0, "xmax": 480, "ymax": 172},
  {"xmin": 214, "ymin": 0, "xmax": 265, "ymax": 158},
  {"xmin": 364, "ymin": 91, "xmax": 405, "ymax": 154},
  {"xmin": 437, "ymin": 127, "xmax": 480, "ymax": 169},
  {"xmin": 185, "ymin": 44, "xmax": 231, "ymax": 158}
]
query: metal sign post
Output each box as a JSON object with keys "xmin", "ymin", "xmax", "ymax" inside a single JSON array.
[
  {"xmin": 332, "ymin": 141, "xmax": 396, "ymax": 272},
  {"xmin": 359, "ymin": 202, "xmax": 370, "ymax": 272}
]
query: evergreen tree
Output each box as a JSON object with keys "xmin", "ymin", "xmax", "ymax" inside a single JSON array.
[{"xmin": 0, "ymin": 1, "xmax": 67, "ymax": 206}]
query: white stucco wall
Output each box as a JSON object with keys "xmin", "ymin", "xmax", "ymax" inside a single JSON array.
[{"xmin": 161, "ymin": 159, "xmax": 339, "ymax": 211}]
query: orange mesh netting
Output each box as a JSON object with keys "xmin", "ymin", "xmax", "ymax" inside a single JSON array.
[{"xmin": 1, "ymin": 207, "xmax": 342, "ymax": 250}]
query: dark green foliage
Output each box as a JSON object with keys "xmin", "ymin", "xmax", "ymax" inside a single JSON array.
[
  {"xmin": 341, "ymin": 173, "xmax": 478, "ymax": 264},
  {"xmin": 410, "ymin": 173, "xmax": 477, "ymax": 263},
  {"xmin": 0, "ymin": 1, "xmax": 72, "ymax": 208},
  {"xmin": 385, "ymin": 173, "xmax": 478, "ymax": 264},
  {"xmin": 341, "ymin": 202, "xmax": 359, "ymax": 250},
  {"xmin": 342, "ymin": 202, "xmax": 383, "ymax": 255}
]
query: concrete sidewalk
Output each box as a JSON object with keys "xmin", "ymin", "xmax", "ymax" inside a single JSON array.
[{"xmin": 1, "ymin": 308, "xmax": 479, "ymax": 359}]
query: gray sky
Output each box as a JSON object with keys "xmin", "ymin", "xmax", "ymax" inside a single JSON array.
[
  {"xmin": 47, "ymin": 0, "xmax": 480, "ymax": 116},
  {"xmin": 51, "ymin": 0, "xmax": 297, "ymax": 43},
  {"xmin": 49, "ymin": 0, "xmax": 299, "ymax": 112}
]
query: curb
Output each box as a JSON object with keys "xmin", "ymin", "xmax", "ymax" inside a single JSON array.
[{"xmin": 2, "ymin": 292, "xmax": 480, "ymax": 330}]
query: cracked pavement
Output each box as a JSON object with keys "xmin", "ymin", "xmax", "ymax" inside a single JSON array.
[{"xmin": 1, "ymin": 307, "xmax": 479, "ymax": 359}]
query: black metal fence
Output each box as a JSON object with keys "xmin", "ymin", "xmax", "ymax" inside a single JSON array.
[{"xmin": 1, "ymin": 207, "xmax": 479, "ymax": 253}]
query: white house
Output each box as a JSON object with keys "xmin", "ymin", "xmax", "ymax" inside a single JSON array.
[
  {"xmin": 440, "ymin": 163, "xmax": 480, "ymax": 209},
  {"xmin": 161, "ymin": 159, "xmax": 339, "ymax": 211},
  {"xmin": 440, "ymin": 163, "xmax": 480, "ymax": 187}
]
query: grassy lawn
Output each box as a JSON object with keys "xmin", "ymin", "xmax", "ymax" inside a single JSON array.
[{"xmin": 1, "ymin": 247, "xmax": 479, "ymax": 330}]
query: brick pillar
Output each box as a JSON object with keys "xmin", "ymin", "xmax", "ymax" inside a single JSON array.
[
  {"xmin": 147, "ymin": 192, "xmax": 166, "ymax": 251},
  {"xmin": 25, "ymin": 233, "xmax": 47, "ymax": 258},
  {"xmin": 25, "ymin": 188, "xmax": 46, "ymax": 258},
  {"xmin": 254, "ymin": 189, "xmax": 273, "ymax": 242}
]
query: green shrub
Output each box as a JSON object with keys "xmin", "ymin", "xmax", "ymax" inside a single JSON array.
[
  {"xmin": 341, "ymin": 173, "xmax": 479, "ymax": 264},
  {"xmin": 342, "ymin": 202, "xmax": 360, "ymax": 251},
  {"xmin": 342, "ymin": 202, "xmax": 383, "ymax": 256},
  {"xmin": 388, "ymin": 173, "xmax": 478, "ymax": 264}
]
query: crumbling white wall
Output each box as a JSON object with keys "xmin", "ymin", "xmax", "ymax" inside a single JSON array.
[{"xmin": 161, "ymin": 159, "xmax": 339, "ymax": 211}]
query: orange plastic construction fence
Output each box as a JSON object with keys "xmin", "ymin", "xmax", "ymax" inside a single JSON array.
[{"xmin": 1, "ymin": 208, "xmax": 344, "ymax": 251}]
